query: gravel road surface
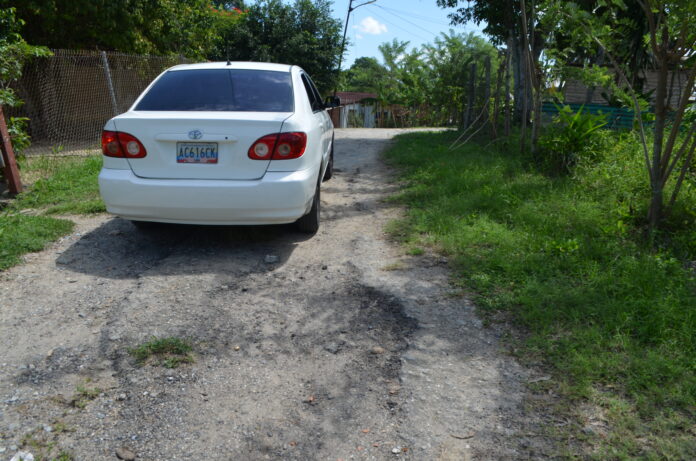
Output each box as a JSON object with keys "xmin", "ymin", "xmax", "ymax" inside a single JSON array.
[{"xmin": 1, "ymin": 129, "xmax": 552, "ymax": 460}]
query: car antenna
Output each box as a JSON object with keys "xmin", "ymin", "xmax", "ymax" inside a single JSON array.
[{"xmin": 226, "ymin": 44, "xmax": 231, "ymax": 66}]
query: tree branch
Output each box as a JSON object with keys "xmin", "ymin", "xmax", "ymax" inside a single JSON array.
[
  {"xmin": 659, "ymin": 59, "xmax": 696, "ymax": 178},
  {"xmin": 666, "ymin": 133, "xmax": 696, "ymax": 211},
  {"xmin": 591, "ymin": 36, "xmax": 652, "ymax": 180},
  {"xmin": 663, "ymin": 120, "xmax": 696, "ymax": 182}
]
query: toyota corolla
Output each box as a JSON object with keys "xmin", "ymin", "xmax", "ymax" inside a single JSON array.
[{"xmin": 98, "ymin": 62, "xmax": 335, "ymax": 232}]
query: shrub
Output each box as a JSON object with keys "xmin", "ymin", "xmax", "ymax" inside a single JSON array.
[{"xmin": 537, "ymin": 105, "xmax": 609, "ymax": 175}]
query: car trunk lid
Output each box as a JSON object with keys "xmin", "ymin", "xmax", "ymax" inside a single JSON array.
[{"xmin": 113, "ymin": 111, "xmax": 289, "ymax": 180}]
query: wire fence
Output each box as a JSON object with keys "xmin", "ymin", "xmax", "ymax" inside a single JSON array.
[{"xmin": 7, "ymin": 49, "xmax": 190, "ymax": 157}]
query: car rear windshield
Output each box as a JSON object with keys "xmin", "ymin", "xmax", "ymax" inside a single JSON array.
[{"xmin": 135, "ymin": 69, "xmax": 294, "ymax": 112}]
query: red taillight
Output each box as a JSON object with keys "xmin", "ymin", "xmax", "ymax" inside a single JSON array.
[
  {"xmin": 101, "ymin": 130, "xmax": 147, "ymax": 158},
  {"xmin": 248, "ymin": 132, "xmax": 307, "ymax": 160}
]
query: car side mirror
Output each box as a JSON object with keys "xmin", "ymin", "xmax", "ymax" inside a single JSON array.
[{"xmin": 324, "ymin": 96, "xmax": 340, "ymax": 109}]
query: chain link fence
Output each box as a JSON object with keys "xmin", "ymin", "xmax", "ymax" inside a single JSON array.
[{"xmin": 7, "ymin": 49, "xmax": 190, "ymax": 157}]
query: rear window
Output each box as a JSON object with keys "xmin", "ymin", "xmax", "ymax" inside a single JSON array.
[{"xmin": 135, "ymin": 69, "xmax": 294, "ymax": 112}]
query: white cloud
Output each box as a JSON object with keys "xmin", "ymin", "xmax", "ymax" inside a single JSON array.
[
  {"xmin": 355, "ymin": 16, "xmax": 387, "ymax": 35},
  {"xmin": 356, "ymin": 33, "xmax": 364, "ymax": 39}
]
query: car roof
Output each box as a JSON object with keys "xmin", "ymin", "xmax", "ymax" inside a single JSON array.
[{"xmin": 167, "ymin": 62, "xmax": 294, "ymax": 73}]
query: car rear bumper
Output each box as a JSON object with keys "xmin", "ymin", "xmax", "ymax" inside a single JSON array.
[{"xmin": 98, "ymin": 167, "xmax": 318, "ymax": 225}]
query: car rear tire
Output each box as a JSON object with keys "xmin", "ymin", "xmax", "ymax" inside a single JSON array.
[
  {"xmin": 295, "ymin": 183, "xmax": 320, "ymax": 233},
  {"xmin": 323, "ymin": 137, "xmax": 334, "ymax": 181}
]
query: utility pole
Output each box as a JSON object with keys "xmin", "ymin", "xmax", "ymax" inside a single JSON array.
[{"xmin": 334, "ymin": 0, "xmax": 377, "ymax": 95}]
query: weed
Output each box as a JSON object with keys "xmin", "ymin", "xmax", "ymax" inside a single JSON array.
[
  {"xmin": 381, "ymin": 261, "xmax": 406, "ymax": 271},
  {"xmin": 407, "ymin": 246, "xmax": 425, "ymax": 256},
  {"xmin": 384, "ymin": 130, "xmax": 696, "ymax": 458},
  {"xmin": 0, "ymin": 215, "xmax": 74, "ymax": 270},
  {"xmin": 14, "ymin": 155, "xmax": 105, "ymax": 214},
  {"xmin": 129, "ymin": 336, "xmax": 194, "ymax": 368},
  {"xmin": 20, "ymin": 427, "xmax": 73, "ymax": 461},
  {"xmin": 72, "ymin": 384, "xmax": 101, "ymax": 409},
  {"xmin": 0, "ymin": 155, "xmax": 104, "ymax": 271}
]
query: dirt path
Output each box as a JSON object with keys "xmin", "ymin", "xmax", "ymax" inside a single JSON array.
[{"xmin": 1, "ymin": 128, "xmax": 551, "ymax": 460}]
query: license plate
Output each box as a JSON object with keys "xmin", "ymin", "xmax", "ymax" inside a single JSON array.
[{"xmin": 176, "ymin": 142, "xmax": 218, "ymax": 164}]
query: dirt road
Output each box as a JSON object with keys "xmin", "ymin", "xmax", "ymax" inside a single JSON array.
[{"xmin": 1, "ymin": 129, "xmax": 550, "ymax": 460}]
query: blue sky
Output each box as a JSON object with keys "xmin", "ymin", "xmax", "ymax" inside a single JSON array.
[{"xmin": 329, "ymin": 0, "xmax": 486, "ymax": 68}]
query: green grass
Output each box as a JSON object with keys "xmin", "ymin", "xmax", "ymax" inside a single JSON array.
[
  {"xmin": 14, "ymin": 155, "xmax": 105, "ymax": 214},
  {"xmin": 384, "ymin": 131, "xmax": 696, "ymax": 459},
  {"xmin": 129, "ymin": 336, "xmax": 194, "ymax": 368},
  {"xmin": 0, "ymin": 155, "xmax": 104, "ymax": 271},
  {"xmin": 0, "ymin": 215, "xmax": 74, "ymax": 270},
  {"xmin": 71, "ymin": 382, "xmax": 102, "ymax": 409}
]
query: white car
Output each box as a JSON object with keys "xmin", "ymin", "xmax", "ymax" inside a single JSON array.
[{"xmin": 98, "ymin": 62, "xmax": 335, "ymax": 232}]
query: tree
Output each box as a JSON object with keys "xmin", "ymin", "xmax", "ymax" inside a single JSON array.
[
  {"xmin": 424, "ymin": 31, "xmax": 498, "ymax": 127},
  {"xmin": 1, "ymin": 0, "xmax": 237, "ymax": 59},
  {"xmin": 0, "ymin": 7, "xmax": 50, "ymax": 154},
  {"xmin": 436, "ymin": 0, "xmax": 545, "ymax": 125},
  {"xmin": 547, "ymin": 0, "xmax": 696, "ymax": 228},
  {"xmin": 210, "ymin": 0, "xmax": 343, "ymax": 94},
  {"xmin": 342, "ymin": 57, "xmax": 386, "ymax": 94},
  {"xmin": 341, "ymin": 33, "xmax": 498, "ymax": 126}
]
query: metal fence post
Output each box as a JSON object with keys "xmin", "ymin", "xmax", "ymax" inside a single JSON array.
[{"xmin": 100, "ymin": 51, "xmax": 119, "ymax": 116}]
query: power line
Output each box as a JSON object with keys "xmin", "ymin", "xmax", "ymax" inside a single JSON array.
[
  {"xmin": 369, "ymin": 5, "xmax": 438, "ymax": 38},
  {"xmin": 364, "ymin": 7, "xmax": 432, "ymax": 41},
  {"xmin": 376, "ymin": 5, "xmax": 452, "ymax": 26}
]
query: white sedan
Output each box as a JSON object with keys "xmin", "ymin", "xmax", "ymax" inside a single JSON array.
[{"xmin": 98, "ymin": 62, "xmax": 335, "ymax": 232}]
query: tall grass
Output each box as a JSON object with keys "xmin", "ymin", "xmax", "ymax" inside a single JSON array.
[{"xmin": 385, "ymin": 131, "xmax": 696, "ymax": 458}]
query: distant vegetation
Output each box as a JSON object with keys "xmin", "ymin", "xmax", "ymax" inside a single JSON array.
[{"xmin": 2, "ymin": 0, "xmax": 344, "ymax": 92}]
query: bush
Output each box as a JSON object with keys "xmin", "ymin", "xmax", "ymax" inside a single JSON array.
[{"xmin": 537, "ymin": 105, "xmax": 609, "ymax": 174}]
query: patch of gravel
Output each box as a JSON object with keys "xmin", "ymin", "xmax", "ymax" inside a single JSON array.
[{"xmin": 0, "ymin": 128, "xmax": 554, "ymax": 460}]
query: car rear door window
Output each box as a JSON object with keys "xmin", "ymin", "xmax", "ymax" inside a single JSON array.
[
  {"xmin": 301, "ymin": 74, "xmax": 322, "ymax": 112},
  {"xmin": 135, "ymin": 69, "xmax": 294, "ymax": 112}
]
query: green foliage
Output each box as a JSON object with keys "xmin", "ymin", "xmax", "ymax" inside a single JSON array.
[
  {"xmin": 385, "ymin": 131, "xmax": 696, "ymax": 458},
  {"xmin": 341, "ymin": 56, "xmax": 385, "ymax": 94},
  {"xmin": 0, "ymin": 155, "xmax": 106, "ymax": 271},
  {"xmin": 343, "ymin": 31, "xmax": 498, "ymax": 126},
  {"xmin": 210, "ymin": 0, "xmax": 343, "ymax": 94},
  {"xmin": 538, "ymin": 105, "xmax": 609, "ymax": 174},
  {"xmin": 0, "ymin": 7, "xmax": 50, "ymax": 157},
  {"xmin": 0, "ymin": 215, "xmax": 73, "ymax": 270},
  {"xmin": 13, "ymin": 156, "xmax": 105, "ymax": 214},
  {"xmin": 129, "ymin": 337, "xmax": 194, "ymax": 368},
  {"xmin": 1, "ymin": 0, "xmax": 243, "ymax": 60}
]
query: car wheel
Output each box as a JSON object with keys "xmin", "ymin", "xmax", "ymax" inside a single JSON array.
[
  {"xmin": 323, "ymin": 137, "xmax": 334, "ymax": 181},
  {"xmin": 295, "ymin": 182, "xmax": 320, "ymax": 233}
]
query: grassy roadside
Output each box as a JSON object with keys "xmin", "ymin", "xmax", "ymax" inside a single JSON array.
[
  {"xmin": 384, "ymin": 131, "xmax": 695, "ymax": 459},
  {"xmin": 0, "ymin": 155, "xmax": 104, "ymax": 270}
]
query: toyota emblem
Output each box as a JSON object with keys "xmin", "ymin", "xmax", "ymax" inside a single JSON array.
[{"xmin": 188, "ymin": 129, "xmax": 203, "ymax": 140}]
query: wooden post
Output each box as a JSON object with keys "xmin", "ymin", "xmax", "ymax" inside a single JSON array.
[
  {"xmin": 464, "ymin": 62, "xmax": 477, "ymax": 129},
  {"xmin": 504, "ymin": 42, "xmax": 512, "ymax": 136},
  {"xmin": 0, "ymin": 106, "xmax": 23, "ymax": 194},
  {"xmin": 492, "ymin": 50, "xmax": 506, "ymax": 139},
  {"xmin": 483, "ymin": 55, "xmax": 492, "ymax": 135}
]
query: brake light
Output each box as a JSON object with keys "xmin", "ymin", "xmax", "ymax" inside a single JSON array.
[
  {"xmin": 248, "ymin": 132, "xmax": 307, "ymax": 160},
  {"xmin": 101, "ymin": 130, "xmax": 147, "ymax": 158}
]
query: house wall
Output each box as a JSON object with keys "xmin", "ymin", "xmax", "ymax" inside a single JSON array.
[{"xmin": 564, "ymin": 69, "xmax": 690, "ymax": 107}]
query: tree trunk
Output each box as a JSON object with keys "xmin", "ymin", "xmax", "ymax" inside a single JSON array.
[
  {"xmin": 483, "ymin": 55, "xmax": 492, "ymax": 135},
  {"xmin": 511, "ymin": 35, "xmax": 525, "ymax": 124},
  {"xmin": 492, "ymin": 50, "xmax": 505, "ymax": 139},
  {"xmin": 504, "ymin": 40, "xmax": 512, "ymax": 136},
  {"xmin": 647, "ymin": 36, "xmax": 669, "ymax": 228}
]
